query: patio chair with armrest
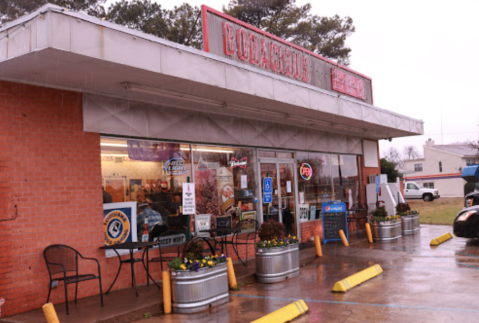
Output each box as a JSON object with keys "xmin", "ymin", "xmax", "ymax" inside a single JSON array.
[{"xmin": 43, "ymin": 244, "xmax": 103, "ymax": 315}]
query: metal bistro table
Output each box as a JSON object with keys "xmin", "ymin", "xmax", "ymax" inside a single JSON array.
[
  {"xmin": 199, "ymin": 228, "xmax": 241, "ymax": 255},
  {"xmin": 100, "ymin": 241, "xmax": 161, "ymax": 296}
]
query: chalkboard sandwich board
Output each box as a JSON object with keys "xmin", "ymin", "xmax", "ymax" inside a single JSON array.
[
  {"xmin": 216, "ymin": 215, "xmax": 232, "ymax": 237},
  {"xmin": 321, "ymin": 201, "xmax": 348, "ymax": 244}
]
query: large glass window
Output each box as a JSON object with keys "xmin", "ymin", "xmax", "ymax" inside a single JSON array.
[
  {"xmin": 296, "ymin": 152, "xmax": 332, "ymax": 220},
  {"xmin": 101, "ymin": 138, "xmax": 191, "ymax": 212},
  {"xmin": 193, "ymin": 145, "xmax": 257, "ymax": 230},
  {"xmin": 331, "ymin": 154, "xmax": 360, "ymax": 209}
]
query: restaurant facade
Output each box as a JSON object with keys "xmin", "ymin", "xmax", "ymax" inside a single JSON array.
[{"xmin": 0, "ymin": 4, "xmax": 423, "ymax": 317}]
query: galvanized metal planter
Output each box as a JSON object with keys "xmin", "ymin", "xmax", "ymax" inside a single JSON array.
[
  {"xmin": 401, "ymin": 214, "xmax": 420, "ymax": 236},
  {"xmin": 170, "ymin": 263, "xmax": 228, "ymax": 313},
  {"xmin": 370, "ymin": 219, "xmax": 402, "ymax": 243},
  {"xmin": 255, "ymin": 243, "xmax": 299, "ymax": 283}
]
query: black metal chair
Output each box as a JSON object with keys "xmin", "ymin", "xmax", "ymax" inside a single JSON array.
[
  {"xmin": 142, "ymin": 227, "xmax": 187, "ymax": 287},
  {"xmin": 43, "ymin": 244, "xmax": 103, "ymax": 315},
  {"xmin": 229, "ymin": 219, "xmax": 259, "ymax": 266},
  {"xmin": 347, "ymin": 203, "xmax": 369, "ymax": 233}
]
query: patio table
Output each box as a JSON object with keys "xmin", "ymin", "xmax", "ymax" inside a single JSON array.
[{"xmin": 100, "ymin": 241, "xmax": 161, "ymax": 296}]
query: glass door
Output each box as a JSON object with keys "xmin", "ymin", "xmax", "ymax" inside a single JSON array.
[{"xmin": 259, "ymin": 160, "xmax": 297, "ymax": 236}]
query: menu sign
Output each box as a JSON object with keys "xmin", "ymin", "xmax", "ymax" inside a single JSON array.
[
  {"xmin": 202, "ymin": 5, "xmax": 372, "ymax": 103},
  {"xmin": 182, "ymin": 183, "xmax": 196, "ymax": 215},
  {"xmin": 321, "ymin": 202, "xmax": 347, "ymax": 244}
]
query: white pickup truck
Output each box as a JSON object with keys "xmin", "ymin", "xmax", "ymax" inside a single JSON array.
[{"xmin": 404, "ymin": 182, "xmax": 440, "ymax": 202}]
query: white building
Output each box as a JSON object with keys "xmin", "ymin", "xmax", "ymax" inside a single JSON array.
[{"xmin": 403, "ymin": 139, "xmax": 478, "ymax": 197}]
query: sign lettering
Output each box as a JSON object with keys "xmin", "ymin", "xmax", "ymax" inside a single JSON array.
[{"xmin": 331, "ymin": 68, "xmax": 366, "ymax": 100}]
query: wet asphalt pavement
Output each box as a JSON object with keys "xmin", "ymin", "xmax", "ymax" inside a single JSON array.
[{"xmin": 136, "ymin": 225, "xmax": 479, "ymax": 323}]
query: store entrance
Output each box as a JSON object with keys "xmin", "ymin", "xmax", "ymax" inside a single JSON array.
[{"xmin": 259, "ymin": 160, "xmax": 297, "ymax": 236}]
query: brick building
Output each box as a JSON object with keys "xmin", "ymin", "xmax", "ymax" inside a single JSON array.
[{"xmin": 0, "ymin": 4, "xmax": 422, "ymax": 317}]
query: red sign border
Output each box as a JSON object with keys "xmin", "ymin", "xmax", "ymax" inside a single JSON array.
[{"xmin": 201, "ymin": 5, "xmax": 373, "ymax": 104}]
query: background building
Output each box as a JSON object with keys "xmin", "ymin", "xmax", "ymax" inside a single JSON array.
[{"xmin": 403, "ymin": 139, "xmax": 477, "ymax": 197}]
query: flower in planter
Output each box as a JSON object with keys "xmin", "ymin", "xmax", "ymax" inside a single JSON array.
[
  {"xmin": 395, "ymin": 202, "xmax": 419, "ymax": 216},
  {"xmin": 168, "ymin": 254, "xmax": 228, "ymax": 272},
  {"xmin": 256, "ymin": 234, "xmax": 300, "ymax": 248},
  {"xmin": 370, "ymin": 204, "xmax": 401, "ymax": 222}
]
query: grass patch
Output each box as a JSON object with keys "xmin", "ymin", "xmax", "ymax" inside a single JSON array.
[{"xmin": 408, "ymin": 198, "xmax": 463, "ymax": 225}]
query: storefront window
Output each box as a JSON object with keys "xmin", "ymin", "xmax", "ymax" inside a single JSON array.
[
  {"xmin": 296, "ymin": 152, "xmax": 332, "ymax": 220},
  {"xmin": 193, "ymin": 145, "xmax": 257, "ymax": 230},
  {"xmin": 331, "ymin": 154, "xmax": 359, "ymax": 209},
  {"xmin": 100, "ymin": 137, "xmax": 192, "ymax": 236}
]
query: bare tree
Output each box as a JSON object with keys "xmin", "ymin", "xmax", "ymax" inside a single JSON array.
[
  {"xmin": 384, "ymin": 147, "xmax": 403, "ymax": 168},
  {"xmin": 467, "ymin": 140, "xmax": 479, "ymax": 157},
  {"xmin": 403, "ymin": 145, "xmax": 421, "ymax": 160}
]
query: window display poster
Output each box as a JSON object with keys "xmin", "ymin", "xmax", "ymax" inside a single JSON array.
[
  {"xmin": 299, "ymin": 192, "xmax": 305, "ymax": 204},
  {"xmin": 183, "ymin": 183, "xmax": 196, "ymax": 215},
  {"xmin": 195, "ymin": 214, "xmax": 211, "ymax": 237},
  {"xmin": 241, "ymin": 211, "xmax": 256, "ymax": 230},
  {"xmin": 310, "ymin": 206, "xmax": 316, "ymax": 221},
  {"xmin": 217, "ymin": 167, "xmax": 235, "ymax": 215},
  {"xmin": 103, "ymin": 202, "xmax": 137, "ymax": 258},
  {"xmin": 241, "ymin": 175, "xmax": 247, "ymax": 189},
  {"xmin": 286, "ymin": 181, "xmax": 292, "ymax": 193}
]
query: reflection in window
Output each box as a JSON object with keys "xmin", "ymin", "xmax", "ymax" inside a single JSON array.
[
  {"xmin": 296, "ymin": 152, "xmax": 332, "ymax": 220},
  {"xmin": 331, "ymin": 154, "xmax": 359, "ymax": 209},
  {"xmin": 193, "ymin": 145, "xmax": 257, "ymax": 229},
  {"xmin": 100, "ymin": 137, "xmax": 192, "ymax": 217}
]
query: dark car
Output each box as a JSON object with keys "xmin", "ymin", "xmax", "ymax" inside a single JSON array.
[
  {"xmin": 453, "ymin": 204, "xmax": 479, "ymax": 239},
  {"xmin": 464, "ymin": 191, "xmax": 479, "ymax": 208}
]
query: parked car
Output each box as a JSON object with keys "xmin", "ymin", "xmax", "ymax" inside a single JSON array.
[
  {"xmin": 464, "ymin": 191, "xmax": 479, "ymax": 208},
  {"xmin": 404, "ymin": 182, "xmax": 440, "ymax": 202},
  {"xmin": 453, "ymin": 204, "xmax": 479, "ymax": 239}
]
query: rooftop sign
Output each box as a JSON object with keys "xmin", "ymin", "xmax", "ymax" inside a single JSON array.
[{"xmin": 201, "ymin": 5, "xmax": 372, "ymax": 103}]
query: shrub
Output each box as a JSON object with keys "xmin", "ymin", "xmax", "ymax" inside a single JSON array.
[
  {"xmin": 371, "ymin": 206, "xmax": 388, "ymax": 218},
  {"xmin": 258, "ymin": 220, "xmax": 285, "ymax": 241},
  {"xmin": 184, "ymin": 240, "xmax": 204, "ymax": 260},
  {"xmin": 396, "ymin": 203, "xmax": 411, "ymax": 214}
]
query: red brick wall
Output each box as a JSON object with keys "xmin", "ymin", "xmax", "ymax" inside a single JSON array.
[
  {"xmin": 0, "ymin": 81, "xmax": 259, "ymax": 317},
  {"xmin": 300, "ymin": 220, "xmax": 323, "ymax": 242}
]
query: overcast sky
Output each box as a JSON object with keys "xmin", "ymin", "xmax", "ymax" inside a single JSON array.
[{"xmin": 105, "ymin": 0, "xmax": 479, "ymax": 158}]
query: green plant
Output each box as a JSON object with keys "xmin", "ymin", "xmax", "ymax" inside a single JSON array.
[
  {"xmin": 396, "ymin": 202, "xmax": 411, "ymax": 214},
  {"xmin": 371, "ymin": 206, "xmax": 388, "ymax": 218},
  {"xmin": 258, "ymin": 220, "xmax": 285, "ymax": 241},
  {"xmin": 184, "ymin": 240, "xmax": 204, "ymax": 260}
]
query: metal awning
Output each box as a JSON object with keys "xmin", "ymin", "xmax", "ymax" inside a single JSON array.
[{"xmin": 0, "ymin": 4, "xmax": 424, "ymax": 140}]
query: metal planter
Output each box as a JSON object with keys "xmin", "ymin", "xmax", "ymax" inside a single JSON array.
[
  {"xmin": 370, "ymin": 219, "xmax": 402, "ymax": 243},
  {"xmin": 170, "ymin": 263, "xmax": 229, "ymax": 313},
  {"xmin": 401, "ymin": 214, "xmax": 420, "ymax": 236},
  {"xmin": 255, "ymin": 244, "xmax": 300, "ymax": 283}
]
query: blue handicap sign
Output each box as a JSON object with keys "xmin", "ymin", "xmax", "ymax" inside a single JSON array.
[
  {"xmin": 263, "ymin": 193, "xmax": 272, "ymax": 203},
  {"xmin": 263, "ymin": 177, "xmax": 273, "ymax": 194},
  {"xmin": 375, "ymin": 176, "xmax": 380, "ymax": 194}
]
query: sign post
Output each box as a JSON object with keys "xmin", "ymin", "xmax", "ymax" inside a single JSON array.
[
  {"xmin": 375, "ymin": 174, "xmax": 380, "ymax": 206},
  {"xmin": 263, "ymin": 177, "xmax": 273, "ymax": 220}
]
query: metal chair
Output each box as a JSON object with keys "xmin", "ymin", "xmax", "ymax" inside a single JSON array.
[
  {"xmin": 44, "ymin": 244, "xmax": 103, "ymax": 315},
  {"xmin": 230, "ymin": 219, "xmax": 259, "ymax": 266},
  {"xmin": 347, "ymin": 203, "xmax": 369, "ymax": 233},
  {"xmin": 142, "ymin": 227, "xmax": 187, "ymax": 287}
]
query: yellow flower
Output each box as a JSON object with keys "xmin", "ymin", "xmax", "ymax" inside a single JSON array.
[
  {"xmin": 200, "ymin": 263, "xmax": 204, "ymax": 268},
  {"xmin": 202, "ymin": 259, "xmax": 206, "ymax": 263},
  {"xmin": 292, "ymin": 236, "xmax": 296, "ymax": 240},
  {"xmin": 195, "ymin": 260, "xmax": 199, "ymax": 263},
  {"xmin": 208, "ymin": 260, "xmax": 214, "ymax": 266},
  {"xmin": 288, "ymin": 234, "xmax": 291, "ymax": 238},
  {"xmin": 180, "ymin": 264, "xmax": 187, "ymax": 270},
  {"xmin": 268, "ymin": 241, "xmax": 271, "ymax": 244}
]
